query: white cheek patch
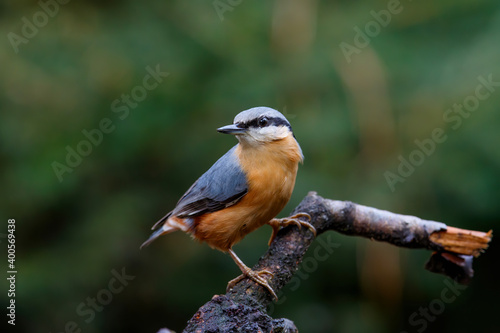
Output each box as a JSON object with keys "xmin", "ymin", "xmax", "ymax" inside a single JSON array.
[{"xmin": 249, "ymin": 126, "xmax": 289, "ymax": 142}]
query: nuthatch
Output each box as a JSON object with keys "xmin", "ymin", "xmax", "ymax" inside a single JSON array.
[{"xmin": 141, "ymin": 106, "xmax": 316, "ymax": 299}]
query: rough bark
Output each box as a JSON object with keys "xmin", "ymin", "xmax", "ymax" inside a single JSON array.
[{"xmin": 178, "ymin": 192, "xmax": 492, "ymax": 333}]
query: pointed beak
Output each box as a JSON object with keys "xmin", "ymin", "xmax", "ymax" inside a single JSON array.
[{"xmin": 217, "ymin": 124, "xmax": 247, "ymax": 135}]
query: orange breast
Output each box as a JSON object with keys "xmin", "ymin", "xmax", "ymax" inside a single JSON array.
[{"xmin": 192, "ymin": 134, "xmax": 303, "ymax": 251}]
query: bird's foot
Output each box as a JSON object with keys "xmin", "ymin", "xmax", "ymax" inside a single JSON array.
[
  {"xmin": 226, "ymin": 267, "xmax": 277, "ymax": 300},
  {"xmin": 267, "ymin": 213, "xmax": 316, "ymax": 245}
]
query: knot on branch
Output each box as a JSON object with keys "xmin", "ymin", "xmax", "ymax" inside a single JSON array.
[{"xmin": 183, "ymin": 295, "xmax": 297, "ymax": 333}]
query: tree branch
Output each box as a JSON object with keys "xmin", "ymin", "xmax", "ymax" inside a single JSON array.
[{"xmin": 180, "ymin": 192, "xmax": 492, "ymax": 333}]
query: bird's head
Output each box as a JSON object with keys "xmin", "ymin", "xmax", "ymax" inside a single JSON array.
[{"xmin": 217, "ymin": 107, "xmax": 295, "ymax": 146}]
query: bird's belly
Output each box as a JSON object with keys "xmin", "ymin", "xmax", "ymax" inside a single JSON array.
[{"xmin": 192, "ymin": 167, "xmax": 296, "ymax": 251}]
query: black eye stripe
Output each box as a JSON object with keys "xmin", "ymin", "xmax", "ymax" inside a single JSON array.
[{"xmin": 238, "ymin": 117, "xmax": 292, "ymax": 132}]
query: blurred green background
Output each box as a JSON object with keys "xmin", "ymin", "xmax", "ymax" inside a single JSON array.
[{"xmin": 1, "ymin": 0, "xmax": 499, "ymax": 332}]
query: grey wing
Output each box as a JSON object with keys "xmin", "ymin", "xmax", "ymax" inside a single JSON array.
[{"xmin": 152, "ymin": 146, "xmax": 248, "ymax": 230}]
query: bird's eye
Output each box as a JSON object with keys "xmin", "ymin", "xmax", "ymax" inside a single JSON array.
[{"xmin": 258, "ymin": 117, "xmax": 269, "ymax": 127}]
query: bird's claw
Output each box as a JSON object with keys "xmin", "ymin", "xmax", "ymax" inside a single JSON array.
[
  {"xmin": 267, "ymin": 213, "xmax": 316, "ymax": 245},
  {"xmin": 227, "ymin": 268, "xmax": 277, "ymax": 300}
]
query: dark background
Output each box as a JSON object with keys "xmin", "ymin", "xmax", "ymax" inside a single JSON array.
[{"xmin": 1, "ymin": 1, "xmax": 499, "ymax": 332}]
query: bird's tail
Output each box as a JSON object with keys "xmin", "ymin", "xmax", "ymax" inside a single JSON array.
[{"xmin": 140, "ymin": 222, "xmax": 178, "ymax": 249}]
